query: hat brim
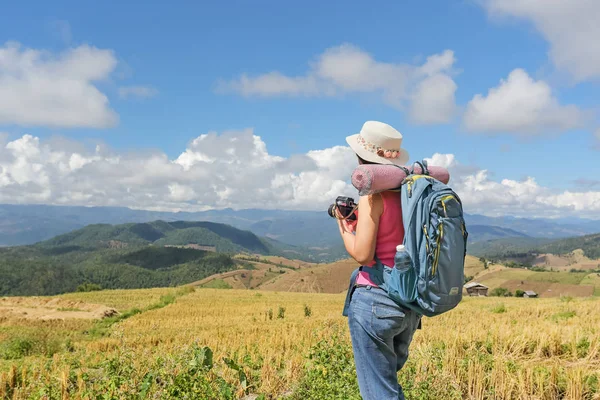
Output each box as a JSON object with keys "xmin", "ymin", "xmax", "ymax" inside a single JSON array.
[{"xmin": 346, "ymin": 134, "xmax": 409, "ymax": 166}]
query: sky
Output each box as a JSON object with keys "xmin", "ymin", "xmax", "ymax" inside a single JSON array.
[{"xmin": 0, "ymin": 0, "xmax": 599, "ymax": 218}]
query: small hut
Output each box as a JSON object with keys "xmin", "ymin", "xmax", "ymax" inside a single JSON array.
[
  {"xmin": 464, "ymin": 282, "xmax": 489, "ymax": 297},
  {"xmin": 524, "ymin": 290, "xmax": 538, "ymax": 298}
]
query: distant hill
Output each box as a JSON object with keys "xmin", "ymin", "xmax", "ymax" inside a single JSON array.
[
  {"xmin": 0, "ymin": 219, "xmax": 348, "ymax": 296},
  {"xmin": 1, "ymin": 204, "xmax": 599, "ymax": 253},
  {"xmin": 41, "ymin": 220, "xmax": 271, "ymax": 255},
  {"xmin": 536, "ymin": 233, "xmax": 600, "ymax": 260},
  {"xmin": 464, "ymin": 214, "xmax": 596, "ymax": 238},
  {"xmin": 467, "ymin": 225, "xmax": 530, "ymax": 243},
  {"xmin": 0, "ymin": 243, "xmax": 238, "ymax": 297},
  {"xmin": 39, "ymin": 220, "xmax": 341, "ymax": 262},
  {"xmin": 468, "ymin": 237, "xmax": 555, "ymax": 258},
  {"xmin": 468, "ymin": 233, "xmax": 600, "ymax": 261}
]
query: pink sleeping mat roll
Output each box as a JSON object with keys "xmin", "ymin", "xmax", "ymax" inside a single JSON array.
[{"xmin": 351, "ymin": 163, "xmax": 450, "ymax": 196}]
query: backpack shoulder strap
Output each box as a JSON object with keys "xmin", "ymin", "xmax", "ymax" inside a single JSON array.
[
  {"xmin": 400, "ymin": 175, "xmax": 433, "ymax": 234},
  {"xmin": 394, "ymin": 165, "xmax": 411, "ymax": 176},
  {"xmin": 410, "ymin": 160, "xmax": 429, "ymax": 176}
]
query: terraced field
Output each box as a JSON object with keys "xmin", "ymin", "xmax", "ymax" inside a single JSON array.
[{"xmin": 1, "ymin": 287, "xmax": 598, "ymax": 399}]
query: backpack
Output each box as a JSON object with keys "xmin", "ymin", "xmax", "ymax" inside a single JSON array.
[{"xmin": 375, "ymin": 160, "xmax": 468, "ymax": 317}]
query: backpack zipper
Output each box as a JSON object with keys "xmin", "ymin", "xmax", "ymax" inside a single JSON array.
[
  {"xmin": 440, "ymin": 194, "xmax": 456, "ymax": 217},
  {"xmin": 405, "ymin": 175, "xmax": 430, "ymax": 197},
  {"xmin": 431, "ymin": 222, "xmax": 443, "ymax": 277}
]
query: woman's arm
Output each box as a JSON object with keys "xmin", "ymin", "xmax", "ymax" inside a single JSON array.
[{"xmin": 338, "ymin": 193, "xmax": 384, "ymax": 265}]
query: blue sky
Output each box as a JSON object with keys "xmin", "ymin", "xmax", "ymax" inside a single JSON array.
[{"xmin": 0, "ymin": 1, "xmax": 599, "ymax": 216}]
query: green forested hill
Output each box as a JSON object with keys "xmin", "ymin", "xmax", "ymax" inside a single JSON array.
[
  {"xmin": 0, "ymin": 219, "xmax": 339, "ymax": 296},
  {"xmin": 468, "ymin": 233, "xmax": 600, "ymax": 260},
  {"xmin": 40, "ymin": 220, "xmax": 270, "ymax": 253},
  {"xmin": 468, "ymin": 237, "xmax": 555, "ymax": 258},
  {"xmin": 0, "ymin": 220, "xmax": 277, "ymax": 296},
  {"xmin": 0, "ymin": 244, "xmax": 237, "ymax": 296},
  {"xmin": 536, "ymin": 233, "xmax": 600, "ymax": 259}
]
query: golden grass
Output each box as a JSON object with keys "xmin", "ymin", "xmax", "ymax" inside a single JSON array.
[
  {"xmin": 464, "ymin": 254, "xmax": 486, "ymax": 277},
  {"xmin": 59, "ymin": 287, "xmax": 178, "ymax": 311},
  {"xmin": 1, "ymin": 287, "xmax": 599, "ymax": 399}
]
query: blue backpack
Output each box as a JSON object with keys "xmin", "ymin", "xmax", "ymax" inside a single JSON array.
[{"xmin": 375, "ymin": 160, "xmax": 468, "ymax": 317}]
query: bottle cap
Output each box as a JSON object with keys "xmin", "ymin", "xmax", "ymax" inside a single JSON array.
[{"xmin": 396, "ymin": 244, "xmax": 405, "ymax": 252}]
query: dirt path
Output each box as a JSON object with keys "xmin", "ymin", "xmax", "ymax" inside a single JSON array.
[{"xmin": 0, "ymin": 296, "xmax": 118, "ymax": 321}]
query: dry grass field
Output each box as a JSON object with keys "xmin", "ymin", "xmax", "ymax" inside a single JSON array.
[
  {"xmin": 194, "ymin": 256, "xmax": 359, "ymax": 293},
  {"xmin": 197, "ymin": 255, "xmax": 483, "ymax": 295},
  {"xmin": 468, "ymin": 265, "xmax": 600, "ymax": 298},
  {"xmin": 524, "ymin": 250, "xmax": 599, "ymax": 272},
  {"xmin": 1, "ymin": 286, "xmax": 599, "ymax": 399}
]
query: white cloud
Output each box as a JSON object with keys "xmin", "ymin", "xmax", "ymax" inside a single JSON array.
[
  {"xmin": 118, "ymin": 85, "xmax": 158, "ymax": 99},
  {"xmin": 219, "ymin": 44, "xmax": 458, "ymax": 125},
  {"xmin": 428, "ymin": 153, "xmax": 600, "ymax": 218},
  {"xmin": 482, "ymin": 0, "xmax": 600, "ymax": 82},
  {"xmin": 424, "ymin": 153, "xmax": 458, "ymax": 169},
  {"xmin": 463, "ymin": 69, "xmax": 586, "ymax": 134},
  {"xmin": 0, "ymin": 130, "xmax": 356, "ymax": 211},
  {"xmin": 1, "ymin": 131, "xmax": 599, "ymax": 218},
  {"xmin": 410, "ymin": 74, "xmax": 457, "ymax": 124},
  {"xmin": 0, "ymin": 41, "xmax": 119, "ymax": 128}
]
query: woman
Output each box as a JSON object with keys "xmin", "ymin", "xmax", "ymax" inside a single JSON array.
[{"xmin": 338, "ymin": 121, "xmax": 421, "ymax": 400}]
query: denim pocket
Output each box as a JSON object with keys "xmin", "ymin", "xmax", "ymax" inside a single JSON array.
[
  {"xmin": 371, "ymin": 303, "xmax": 406, "ymax": 339},
  {"xmin": 373, "ymin": 304, "xmax": 406, "ymax": 319}
]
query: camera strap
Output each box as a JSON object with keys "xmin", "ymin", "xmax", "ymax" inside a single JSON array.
[{"xmin": 338, "ymin": 203, "xmax": 359, "ymax": 220}]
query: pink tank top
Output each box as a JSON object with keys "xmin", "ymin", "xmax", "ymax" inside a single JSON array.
[{"xmin": 355, "ymin": 191, "xmax": 404, "ymax": 286}]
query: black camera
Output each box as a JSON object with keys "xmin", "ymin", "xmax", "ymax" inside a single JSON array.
[{"xmin": 327, "ymin": 196, "xmax": 357, "ymax": 221}]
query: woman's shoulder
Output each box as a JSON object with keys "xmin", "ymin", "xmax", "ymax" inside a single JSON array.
[{"xmin": 358, "ymin": 192, "xmax": 384, "ymax": 216}]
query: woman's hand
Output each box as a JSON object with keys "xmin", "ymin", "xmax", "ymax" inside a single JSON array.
[{"xmin": 339, "ymin": 217, "xmax": 358, "ymax": 234}]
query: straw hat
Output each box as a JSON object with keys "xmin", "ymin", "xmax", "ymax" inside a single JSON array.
[{"xmin": 346, "ymin": 121, "xmax": 409, "ymax": 165}]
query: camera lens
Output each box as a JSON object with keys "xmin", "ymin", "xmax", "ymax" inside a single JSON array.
[{"xmin": 327, "ymin": 204, "xmax": 337, "ymax": 218}]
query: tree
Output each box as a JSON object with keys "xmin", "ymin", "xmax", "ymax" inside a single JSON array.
[
  {"xmin": 515, "ymin": 289, "xmax": 524, "ymax": 298},
  {"xmin": 479, "ymin": 257, "xmax": 488, "ymax": 269}
]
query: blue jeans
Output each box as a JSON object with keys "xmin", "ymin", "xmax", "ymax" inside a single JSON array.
[{"xmin": 347, "ymin": 285, "xmax": 421, "ymax": 400}]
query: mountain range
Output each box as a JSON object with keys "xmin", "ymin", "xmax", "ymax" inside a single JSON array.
[
  {"xmin": 0, "ymin": 220, "xmax": 310, "ymax": 296},
  {"xmin": 2, "ymin": 212, "xmax": 599, "ymax": 296},
  {"xmin": 1, "ymin": 204, "xmax": 599, "ymax": 253}
]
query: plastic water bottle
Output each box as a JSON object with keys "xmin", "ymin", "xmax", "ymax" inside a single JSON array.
[
  {"xmin": 394, "ymin": 244, "xmax": 417, "ymax": 302},
  {"xmin": 394, "ymin": 245, "xmax": 412, "ymax": 271}
]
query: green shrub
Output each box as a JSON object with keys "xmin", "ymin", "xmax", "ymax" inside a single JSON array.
[
  {"xmin": 560, "ymin": 295, "xmax": 573, "ymax": 303},
  {"xmin": 0, "ymin": 332, "xmax": 63, "ymax": 360},
  {"xmin": 515, "ymin": 289, "xmax": 524, "ymax": 297},
  {"xmin": 490, "ymin": 287, "xmax": 512, "ymax": 297},
  {"xmin": 277, "ymin": 306, "xmax": 286, "ymax": 319},
  {"xmin": 0, "ymin": 337, "xmax": 34, "ymax": 359},
  {"xmin": 76, "ymin": 283, "xmax": 102, "ymax": 292},
  {"xmin": 550, "ymin": 310, "xmax": 576, "ymax": 322},
  {"xmin": 176, "ymin": 285, "xmax": 196, "ymax": 295},
  {"xmin": 287, "ymin": 332, "xmax": 360, "ymax": 399},
  {"xmin": 304, "ymin": 304, "xmax": 312, "ymax": 318},
  {"xmin": 201, "ymin": 279, "xmax": 232, "ymax": 289},
  {"xmin": 491, "ymin": 304, "xmax": 507, "ymax": 314}
]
